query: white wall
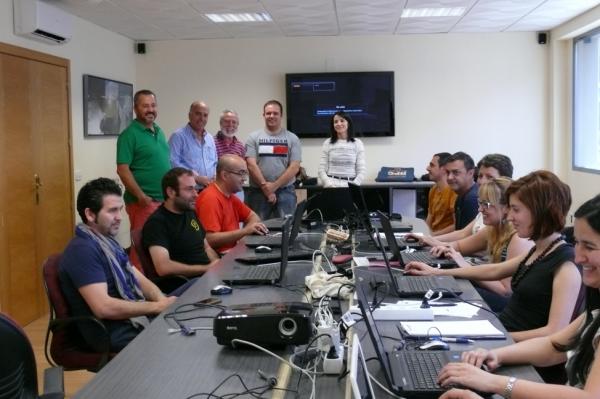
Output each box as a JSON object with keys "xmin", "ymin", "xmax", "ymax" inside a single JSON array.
[
  {"xmin": 551, "ymin": 5, "xmax": 600, "ymax": 213},
  {"xmin": 1, "ymin": 0, "xmax": 135, "ymax": 244},
  {"xmin": 137, "ymin": 33, "xmax": 548, "ymax": 180}
]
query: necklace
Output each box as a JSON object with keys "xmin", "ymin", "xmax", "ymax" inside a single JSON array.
[{"xmin": 511, "ymin": 236, "xmax": 564, "ymax": 289}]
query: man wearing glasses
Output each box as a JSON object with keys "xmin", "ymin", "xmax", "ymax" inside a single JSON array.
[
  {"xmin": 143, "ymin": 168, "xmax": 220, "ymax": 277},
  {"xmin": 445, "ymin": 151, "xmax": 479, "ymax": 231},
  {"xmin": 196, "ymin": 155, "xmax": 268, "ymax": 253}
]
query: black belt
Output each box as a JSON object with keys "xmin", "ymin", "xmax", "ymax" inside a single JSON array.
[{"xmin": 327, "ymin": 174, "xmax": 355, "ymax": 180}]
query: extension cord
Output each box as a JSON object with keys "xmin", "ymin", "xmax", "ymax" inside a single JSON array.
[
  {"xmin": 349, "ymin": 302, "xmax": 434, "ymax": 320},
  {"xmin": 316, "ymin": 323, "xmax": 340, "ymax": 352},
  {"xmin": 323, "ymin": 344, "xmax": 345, "ymax": 374},
  {"xmin": 326, "ymin": 228, "xmax": 349, "ymax": 242}
]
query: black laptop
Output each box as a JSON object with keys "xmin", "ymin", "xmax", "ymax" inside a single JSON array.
[
  {"xmin": 348, "ymin": 182, "xmax": 413, "ymax": 233},
  {"xmin": 355, "ymin": 282, "xmax": 462, "ymax": 398},
  {"xmin": 374, "ymin": 226, "xmax": 462, "ymax": 298},
  {"xmin": 376, "ymin": 210, "xmax": 457, "ymax": 269},
  {"xmin": 245, "ymin": 200, "xmax": 307, "ymax": 248},
  {"xmin": 223, "ymin": 216, "xmax": 293, "ymax": 285}
]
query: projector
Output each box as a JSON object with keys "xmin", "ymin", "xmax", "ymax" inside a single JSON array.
[{"xmin": 213, "ymin": 302, "xmax": 313, "ymax": 346}]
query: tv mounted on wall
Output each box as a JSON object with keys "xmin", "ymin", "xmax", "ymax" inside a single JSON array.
[{"xmin": 285, "ymin": 71, "xmax": 395, "ymax": 139}]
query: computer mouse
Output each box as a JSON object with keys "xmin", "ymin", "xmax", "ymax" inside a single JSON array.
[
  {"xmin": 405, "ymin": 236, "xmax": 419, "ymax": 244},
  {"xmin": 210, "ymin": 284, "xmax": 233, "ymax": 295},
  {"xmin": 255, "ymin": 245, "xmax": 272, "ymax": 253},
  {"xmin": 418, "ymin": 339, "xmax": 449, "ymax": 351}
]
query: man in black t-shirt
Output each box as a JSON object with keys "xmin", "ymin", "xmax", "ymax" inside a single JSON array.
[
  {"xmin": 143, "ymin": 168, "xmax": 220, "ymax": 277},
  {"xmin": 445, "ymin": 151, "xmax": 479, "ymax": 230}
]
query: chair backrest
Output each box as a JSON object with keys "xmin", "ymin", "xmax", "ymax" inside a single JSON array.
[
  {"xmin": 0, "ymin": 313, "xmax": 38, "ymax": 399},
  {"xmin": 42, "ymin": 254, "xmax": 69, "ymax": 320},
  {"xmin": 130, "ymin": 228, "xmax": 159, "ymax": 279}
]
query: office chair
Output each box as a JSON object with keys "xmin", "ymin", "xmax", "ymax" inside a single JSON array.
[
  {"xmin": 42, "ymin": 254, "xmax": 114, "ymax": 372},
  {"xmin": 0, "ymin": 312, "xmax": 64, "ymax": 399},
  {"xmin": 130, "ymin": 229, "xmax": 189, "ymax": 293}
]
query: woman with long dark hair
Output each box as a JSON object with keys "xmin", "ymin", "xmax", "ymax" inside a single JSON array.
[
  {"xmin": 437, "ymin": 194, "xmax": 600, "ymax": 399},
  {"xmin": 317, "ymin": 111, "xmax": 366, "ymax": 187}
]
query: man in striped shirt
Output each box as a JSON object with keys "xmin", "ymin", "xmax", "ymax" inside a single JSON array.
[{"xmin": 214, "ymin": 110, "xmax": 245, "ymax": 159}]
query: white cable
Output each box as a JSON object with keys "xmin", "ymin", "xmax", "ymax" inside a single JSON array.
[
  {"xmin": 304, "ymin": 208, "xmax": 324, "ymax": 224},
  {"xmin": 368, "ymin": 371, "xmax": 405, "ymax": 399},
  {"xmin": 231, "ymin": 339, "xmax": 316, "ymax": 399}
]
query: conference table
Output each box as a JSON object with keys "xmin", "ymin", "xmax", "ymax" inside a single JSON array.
[{"xmin": 74, "ymin": 218, "xmax": 541, "ymax": 398}]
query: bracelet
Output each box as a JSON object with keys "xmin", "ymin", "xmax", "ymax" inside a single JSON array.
[{"xmin": 503, "ymin": 376, "xmax": 517, "ymax": 399}]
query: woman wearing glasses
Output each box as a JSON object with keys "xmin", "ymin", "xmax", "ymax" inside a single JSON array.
[
  {"xmin": 438, "ymin": 195, "xmax": 600, "ymax": 399},
  {"xmin": 406, "ymin": 171, "xmax": 581, "ymax": 344},
  {"xmin": 428, "ymin": 177, "xmax": 533, "ymax": 312},
  {"xmin": 318, "ymin": 111, "xmax": 366, "ymax": 187}
]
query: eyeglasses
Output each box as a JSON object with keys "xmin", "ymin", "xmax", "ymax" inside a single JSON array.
[
  {"xmin": 478, "ymin": 200, "xmax": 494, "ymax": 209},
  {"xmin": 226, "ymin": 169, "xmax": 248, "ymax": 178}
]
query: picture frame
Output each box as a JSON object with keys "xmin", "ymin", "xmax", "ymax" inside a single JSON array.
[{"xmin": 83, "ymin": 74, "xmax": 133, "ymax": 137}]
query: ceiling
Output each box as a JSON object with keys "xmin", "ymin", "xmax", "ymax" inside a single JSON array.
[{"xmin": 51, "ymin": 0, "xmax": 600, "ymax": 41}]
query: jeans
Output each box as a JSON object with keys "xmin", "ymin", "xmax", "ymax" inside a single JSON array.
[{"xmin": 246, "ymin": 185, "xmax": 296, "ymax": 220}]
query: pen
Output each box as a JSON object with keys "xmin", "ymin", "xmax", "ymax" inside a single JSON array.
[{"xmin": 441, "ymin": 337, "xmax": 474, "ymax": 344}]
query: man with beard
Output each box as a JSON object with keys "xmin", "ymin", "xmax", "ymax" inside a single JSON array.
[
  {"xmin": 169, "ymin": 101, "xmax": 217, "ymax": 190},
  {"xmin": 445, "ymin": 151, "xmax": 479, "ymax": 230},
  {"xmin": 143, "ymin": 168, "xmax": 220, "ymax": 278},
  {"xmin": 59, "ymin": 178, "xmax": 177, "ymax": 352},
  {"xmin": 195, "ymin": 155, "xmax": 267, "ymax": 253},
  {"xmin": 214, "ymin": 110, "xmax": 245, "ymax": 158},
  {"xmin": 116, "ymin": 89, "xmax": 170, "ymax": 268}
]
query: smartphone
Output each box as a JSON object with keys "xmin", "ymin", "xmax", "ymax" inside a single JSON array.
[{"xmin": 195, "ymin": 297, "xmax": 222, "ymax": 306}]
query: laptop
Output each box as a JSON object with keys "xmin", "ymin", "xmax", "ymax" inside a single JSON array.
[
  {"xmin": 374, "ymin": 226, "xmax": 462, "ymax": 298},
  {"xmin": 223, "ymin": 216, "xmax": 293, "ymax": 285},
  {"xmin": 376, "ymin": 210, "xmax": 456, "ymax": 268},
  {"xmin": 350, "ymin": 334, "xmax": 376, "ymax": 399},
  {"xmin": 355, "ymin": 282, "xmax": 462, "ymax": 398},
  {"xmin": 245, "ymin": 200, "xmax": 307, "ymax": 248},
  {"xmin": 374, "ymin": 210, "xmax": 425, "ymax": 251},
  {"xmin": 348, "ymin": 182, "xmax": 413, "ymax": 233},
  {"xmin": 305, "ymin": 187, "xmax": 356, "ymax": 223}
]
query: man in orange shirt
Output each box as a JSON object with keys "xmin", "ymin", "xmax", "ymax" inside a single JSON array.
[
  {"xmin": 425, "ymin": 152, "xmax": 457, "ymax": 235},
  {"xmin": 195, "ymin": 154, "xmax": 268, "ymax": 253}
]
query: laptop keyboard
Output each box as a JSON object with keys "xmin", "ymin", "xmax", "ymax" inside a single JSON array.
[
  {"xmin": 404, "ymin": 351, "xmax": 444, "ymax": 390},
  {"xmin": 240, "ymin": 264, "xmax": 279, "ymax": 280},
  {"xmin": 396, "ymin": 276, "xmax": 435, "ymax": 293},
  {"xmin": 403, "ymin": 252, "xmax": 441, "ymax": 264}
]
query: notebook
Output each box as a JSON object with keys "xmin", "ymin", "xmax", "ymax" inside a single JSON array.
[
  {"xmin": 350, "ymin": 334, "xmax": 377, "ymax": 399},
  {"xmin": 348, "ymin": 182, "xmax": 413, "ymax": 233},
  {"xmin": 245, "ymin": 200, "xmax": 307, "ymax": 247},
  {"xmin": 376, "ymin": 210, "xmax": 456, "ymax": 268},
  {"xmin": 355, "ymin": 282, "xmax": 463, "ymax": 398},
  {"xmin": 223, "ymin": 216, "xmax": 292, "ymax": 285},
  {"xmin": 374, "ymin": 226, "xmax": 462, "ymax": 298}
]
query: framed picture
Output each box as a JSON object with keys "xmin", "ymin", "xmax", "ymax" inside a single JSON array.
[{"xmin": 83, "ymin": 74, "xmax": 133, "ymax": 137}]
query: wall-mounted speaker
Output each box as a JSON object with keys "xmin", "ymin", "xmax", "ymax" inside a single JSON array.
[
  {"xmin": 136, "ymin": 42, "xmax": 146, "ymax": 54},
  {"xmin": 537, "ymin": 32, "xmax": 547, "ymax": 45}
]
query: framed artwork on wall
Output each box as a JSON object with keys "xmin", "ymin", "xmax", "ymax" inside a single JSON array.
[{"xmin": 83, "ymin": 74, "xmax": 133, "ymax": 137}]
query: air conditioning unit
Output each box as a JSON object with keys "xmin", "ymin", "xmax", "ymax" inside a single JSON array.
[{"xmin": 14, "ymin": 0, "xmax": 73, "ymax": 44}]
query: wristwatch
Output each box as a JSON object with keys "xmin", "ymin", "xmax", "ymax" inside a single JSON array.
[{"xmin": 503, "ymin": 376, "xmax": 517, "ymax": 399}]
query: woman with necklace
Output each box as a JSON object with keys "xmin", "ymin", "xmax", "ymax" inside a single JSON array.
[
  {"xmin": 437, "ymin": 194, "xmax": 600, "ymax": 399},
  {"xmin": 318, "ymin": 111, "xmax": 366, "ymax": 187},
  {"xmin": 406, "ymin": 170, "xmax": 581, "ymax": 343}
]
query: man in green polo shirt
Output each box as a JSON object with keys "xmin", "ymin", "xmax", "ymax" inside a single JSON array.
[{"xmin": 116, "ymin": 89, "xmax": 170, "ymax": 268}]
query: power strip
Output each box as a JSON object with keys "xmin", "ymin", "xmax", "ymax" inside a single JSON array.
[
  {"xmin": 326, "ymin": 228, "xmax": 349, "ymax": 242},
  {"xmin": 349, "ymin": 302, "xmax": 434, "ymax": 320}
]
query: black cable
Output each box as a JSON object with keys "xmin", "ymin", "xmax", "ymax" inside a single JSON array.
[
  {"xmin": 184, "ymin": 373, "xmax": 274, "ymax": 399},
  {"xmin": 292, "ymin": 332, "xmax": 332, "ymax": 394}
]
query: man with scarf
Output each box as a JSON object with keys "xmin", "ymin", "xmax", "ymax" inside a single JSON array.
[{"xmin": 59, "ymin": 178, "xmax": 177, "ymax": 351}]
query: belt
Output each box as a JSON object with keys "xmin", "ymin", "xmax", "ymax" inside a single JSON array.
[{"xmin": 327, "ymin": 174, "xmax": 355, "ymax": 180}]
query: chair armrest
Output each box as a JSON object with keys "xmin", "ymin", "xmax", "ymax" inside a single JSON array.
[{"xmin": 40, "ymin": 366, "xmax": 64, "ymax": 399}]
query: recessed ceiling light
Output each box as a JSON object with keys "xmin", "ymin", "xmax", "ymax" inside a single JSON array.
[
  {"xmin": 205, "ymin": 13, "xmax": 272, "ymax": 23},
  {"xmin": 401, "ymin": 7, "xmax": 465, "ymax": 18}
]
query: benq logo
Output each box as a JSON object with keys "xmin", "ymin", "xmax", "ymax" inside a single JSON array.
[{"xmin": 226, "ymin": 326, "xmax": 238, "ymax": 331}]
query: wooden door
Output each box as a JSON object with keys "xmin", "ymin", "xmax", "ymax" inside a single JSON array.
[{"xmin": 0, "ymin": 42, "xmax": 73, "ymax": 325}]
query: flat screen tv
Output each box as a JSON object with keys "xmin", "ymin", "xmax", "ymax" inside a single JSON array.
[{"xmin": 285, "ymin": 71, "xmax": 395, "ymax": 138}]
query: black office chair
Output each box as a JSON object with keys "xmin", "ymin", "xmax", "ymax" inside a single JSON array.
[{"xmin": 0, "ymin": 312, "xmax": 64, "ymax": 399}]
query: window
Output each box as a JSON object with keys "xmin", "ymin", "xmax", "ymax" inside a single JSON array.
[{"xmin": 573, "ymin": 29, "xmax": 600, "ymax": 173}]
